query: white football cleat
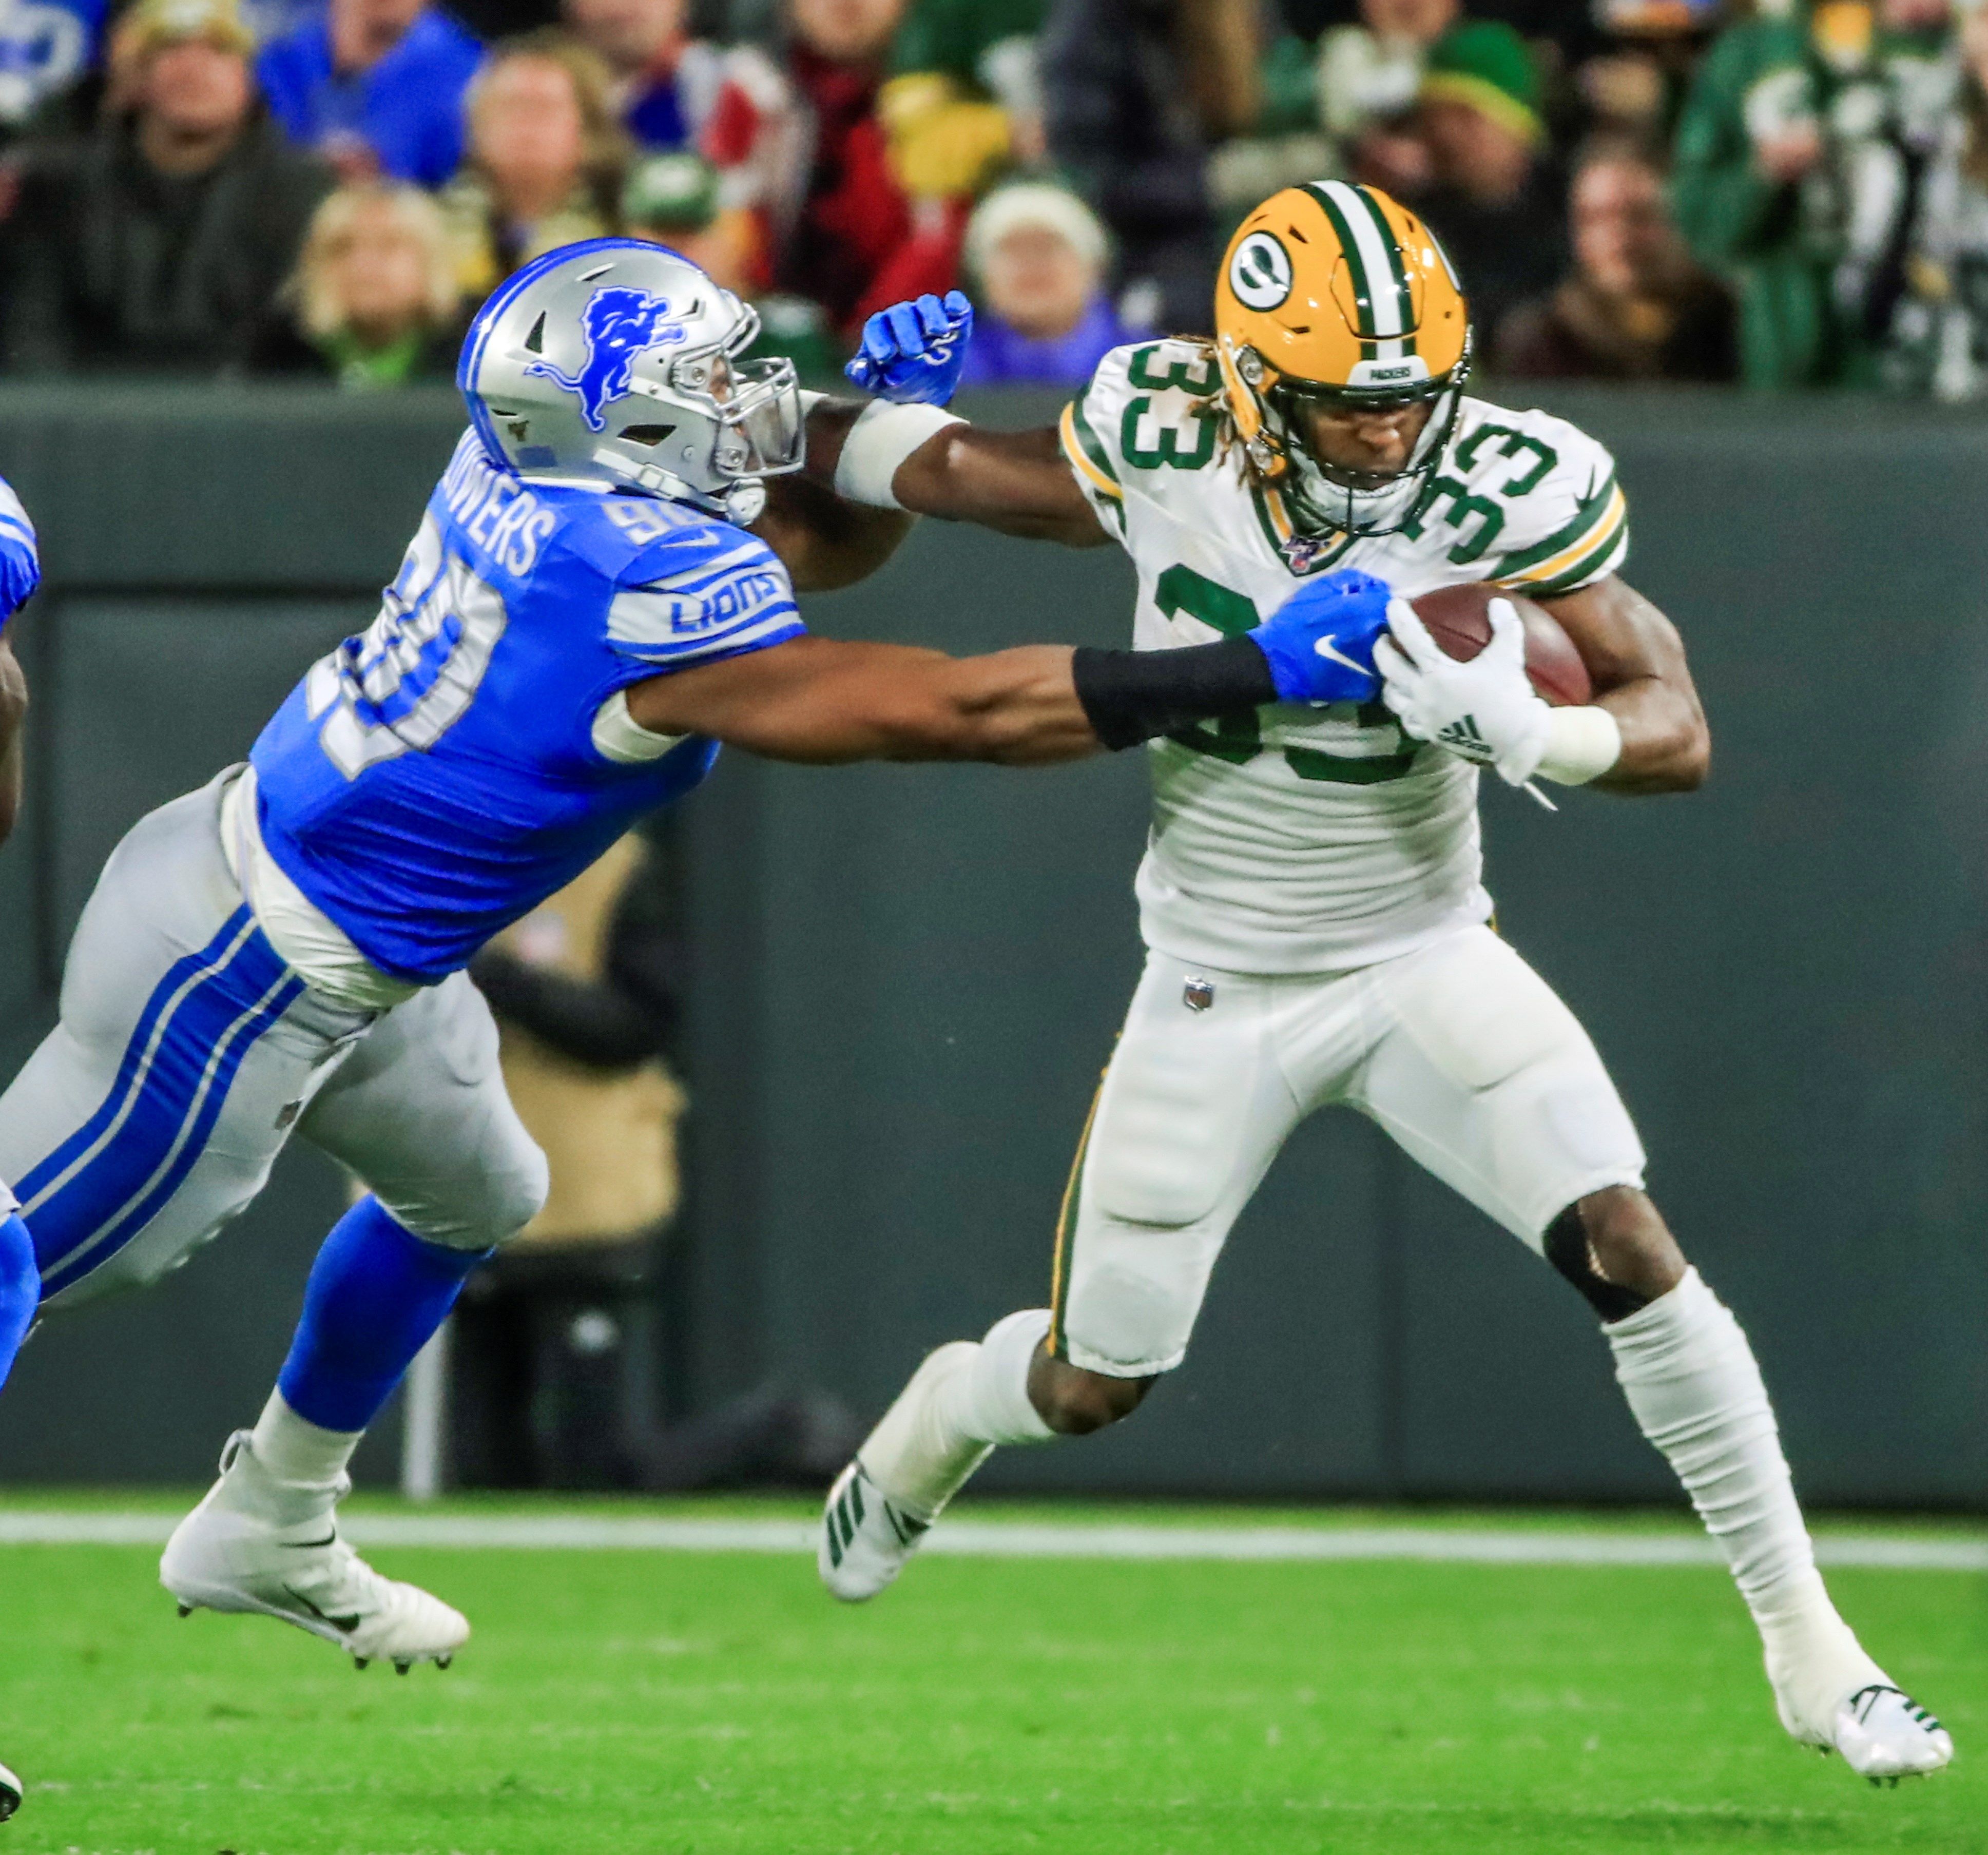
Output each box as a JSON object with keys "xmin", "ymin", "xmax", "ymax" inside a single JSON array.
[
  {"xmin": 1827, "ymin": 1685, "xmax": 1954, "ymax": 1786},
  {"xmin": 818, "ymin": 1339, "xmax": 994, "ymax": 1602},
  {"xmin": 818, "ymin": 1459, "xmax": 933, "ymax": 1602},
  {"xmin": 161, "ymin": 1432, "xmax": 469, "ymax": 1672},
  {"xmin": 0, "ymin": 1756, "xmax": 21, "ymax": 1821}
]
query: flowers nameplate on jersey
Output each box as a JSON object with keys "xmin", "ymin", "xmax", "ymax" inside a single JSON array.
[{"xmin": 523, "ymin": 286, "xmax": 688, "ymax": 433}]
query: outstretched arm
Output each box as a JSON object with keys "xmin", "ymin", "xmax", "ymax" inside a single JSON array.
[
  {"xmin": 750, "ymin": 400, "xmax": 1106, "ymax": 585},
  {"xmin": 802, "ymin": 399, "xmax": 1111, "ymax": 546},
  {"xmin": 1538, "ymin": 576, "xmax": 1709, "ymax": 794},
  {"xmin": 624, "ymin": 571, "xmax": 1396, "ymax": 767},
  {"xmin": 629, "ymin": 634, "xmax": 1101, "ymax": 765}
]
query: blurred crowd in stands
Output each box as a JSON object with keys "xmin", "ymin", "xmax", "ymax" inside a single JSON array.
[{"xmin": 3, "ymin": 0, "xmax": 1987, "ymax": 395}]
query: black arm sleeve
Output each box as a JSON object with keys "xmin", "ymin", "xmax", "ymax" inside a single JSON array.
[{"xmin": 1071, "ymin": 636, "xmax": 1277, "ymax": 751}]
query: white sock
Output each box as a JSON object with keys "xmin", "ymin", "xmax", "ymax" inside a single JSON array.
[
  {"xmin": 243, "ymin": 1391, "xmax": 362, "ymax": 1520},
  {"xmin": 863, "ymin": 1309, "xmax": 1056, "ymax": 1517},
  {"xmin": 1607, "ymin": 1268, "xmax": 1877, "ymax": 1730}
]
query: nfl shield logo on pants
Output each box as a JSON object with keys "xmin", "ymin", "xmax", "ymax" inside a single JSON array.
[{"xmin": 1183, "ymin": 976, "xmax": 1215, "ymax": 1013}]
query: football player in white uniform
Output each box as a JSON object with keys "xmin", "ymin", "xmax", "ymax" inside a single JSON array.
[{"xmin": 805, "ymin": 184, "xmax": 1953, "ymax": 1784}]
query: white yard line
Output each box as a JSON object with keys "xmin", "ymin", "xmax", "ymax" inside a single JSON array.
[{"xmin": 0, "ymin": 1512, "xmax": 1980, "ymax": 1570}]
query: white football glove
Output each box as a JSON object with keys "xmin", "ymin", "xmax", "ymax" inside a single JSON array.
[{"xmin": 1374, "ymin": 595, "xmax": 1552, "ymax": 787}]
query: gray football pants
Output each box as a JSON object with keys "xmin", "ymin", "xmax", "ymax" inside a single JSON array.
[{"xmin": 0, "ymin": 771, "xmax": 548, "ymax": 1312}]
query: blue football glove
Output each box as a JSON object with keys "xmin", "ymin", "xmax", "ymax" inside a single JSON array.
[
  {"xmin": 1247, "ymin": 569, "xmax": 1393, "ymax": 706},
  {"xmin": 844, "ymin": 291, "xmax": 975, "ymax": 405}
]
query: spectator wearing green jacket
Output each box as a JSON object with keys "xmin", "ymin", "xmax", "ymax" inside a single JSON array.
[{"xmin": 1671, "ymin": 0, "xmax": 1956, "ymax": 389}]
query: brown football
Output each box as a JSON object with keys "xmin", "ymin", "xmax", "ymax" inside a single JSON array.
[{"xmin": 1408, "ymin": 582, "xmax": 1592, "ymax": 708}]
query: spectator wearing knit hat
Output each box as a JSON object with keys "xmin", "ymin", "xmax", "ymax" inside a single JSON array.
[
  {"xmin": 1395, "ymin": 20, "xmax": 1566, "ymax": 346},
  {"xmin": 957, "ymin": 181, "xmax": 1146, "ymax": 386},
  {"xmin": 2, "ymin": 0, "xmax": 333, "ymax": 373},
  {"xmin": 257, "ymin": 0, "xmax": 483, "ymax": 187}
]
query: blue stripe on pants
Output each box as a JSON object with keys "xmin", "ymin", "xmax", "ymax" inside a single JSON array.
[
  {"xmin": 13, "ymin": 906, "xmax": 255, "ymax": 1209},
  {"xmin": 24, "ymin": 917, "xmax": 304, "ymax": 1296}
]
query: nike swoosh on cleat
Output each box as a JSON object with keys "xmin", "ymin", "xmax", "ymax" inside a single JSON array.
[
  {"xmin": 282, "ymin": 1586, "xmax": 362, "ymax": 1633},
  {"xmin": 283, "ymin": 1532, "xmax": 338, "ymax": 1550}
]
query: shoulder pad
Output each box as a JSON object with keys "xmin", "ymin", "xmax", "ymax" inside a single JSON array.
[
  {"xmin": 601, "ymin": 507, "xmax": 799, "ymax": 668},
  {"xmin": 1065, "ymin": 339, "xmax": 1226, "ymax": 497},
  {"xmin": 1431, "ymin": 405, "xmax": 1629, "ymax": 597}
]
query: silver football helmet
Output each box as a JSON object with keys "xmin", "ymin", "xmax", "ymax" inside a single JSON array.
[{"xmin": 457, "ymin": 238, "xmax": 804, "ymax": 521}]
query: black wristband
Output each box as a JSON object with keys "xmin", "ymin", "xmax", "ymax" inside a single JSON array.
[{"xmin": 1072, "ymin": 637, "xmax": 1277, "ymax": 751}]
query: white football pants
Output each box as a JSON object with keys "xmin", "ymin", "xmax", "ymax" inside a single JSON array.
[
  {"xmin": 1053, "ymin": 926, "xmax": 1647, "ymax": 1375},
  {"xmin": 0, "ymin": 771, "xmax": 547, "ymax": 1311}
]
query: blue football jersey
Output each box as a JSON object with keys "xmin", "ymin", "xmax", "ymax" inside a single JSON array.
[
  {"xmin": 250, "ymin": 431, "xmax": 804, "ymax": 982},
  {"xmin": 0, "ymin": 474, "xmax": 40, "ymax": 626}
]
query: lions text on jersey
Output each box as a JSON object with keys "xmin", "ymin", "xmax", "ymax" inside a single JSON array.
[{"xmin": 251, "ymin": 431, "xmax": 803, "ymax": 983}]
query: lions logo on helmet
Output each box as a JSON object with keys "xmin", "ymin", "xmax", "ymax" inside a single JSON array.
[
  {"xmin": 1212, "ymin": 182, "xmax": 1471, "ymax": 538},
  {"xmin": 458, "ymin": 239, "xmax": 804, "ymax": 518},
  {"xmin": 524, "ymin": 285, "xmax": 689, "ymax": 432}
]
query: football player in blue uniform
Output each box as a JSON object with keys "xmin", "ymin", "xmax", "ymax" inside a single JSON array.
[
  {"xmin": 0, "ymin": 242, "xmax": 1388, "ymax": 1673},
  {"xmin": 0, "ymin": 470, "xmax": 40, "ymax": 1823}
]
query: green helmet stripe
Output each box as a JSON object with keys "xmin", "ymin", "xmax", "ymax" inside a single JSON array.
[
  {"xmin": 1354, "ymin": 186, "xmax": 1416, "ymax": 345},
  {"xmin": 1303, "ymin": 183, "xmax": 1378, "ymax": 340}
]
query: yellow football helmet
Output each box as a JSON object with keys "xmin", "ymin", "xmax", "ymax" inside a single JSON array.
[{"xmin": 1214, "ymin": 181, "xmax": 1472, "ymax": 537}]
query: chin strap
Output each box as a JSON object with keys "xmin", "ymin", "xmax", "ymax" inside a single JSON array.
[
  {"xmin": 722, "ymin": 480, "xmax": 768, "ymax": 524},
  {"xmin": 619, "ymin": 460, "xmax": 766, "ymax": 526}
]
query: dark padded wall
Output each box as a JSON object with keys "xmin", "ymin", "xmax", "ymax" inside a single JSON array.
[{"xmin": 0, "ymin": 384, "xmax": 1981, "ymax": 1504}]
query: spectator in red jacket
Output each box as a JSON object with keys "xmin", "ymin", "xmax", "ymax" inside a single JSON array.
[{"xmin": 702, "ymin": 0, "xmax": 961, "ymax": 333}]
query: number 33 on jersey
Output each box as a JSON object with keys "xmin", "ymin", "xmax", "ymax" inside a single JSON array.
[{"xmin": 1056, "ymin": 338, "xmax": 1630, "ymax": 975}]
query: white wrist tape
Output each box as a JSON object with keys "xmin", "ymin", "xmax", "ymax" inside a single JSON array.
[
  {"xmin": 1536, "ymin": 705, "xmax": 1623, "ymax": 785},
  {"xmin": 799, "ymin": 390, "xmax": 829, "ymax": 418},
  {"xmin": 834, "ymin": 401, "xmax": 964, "ymax": 509}
]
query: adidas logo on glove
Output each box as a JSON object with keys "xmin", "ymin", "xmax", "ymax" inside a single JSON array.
[{"xmin": 1435, "ymin": 714, "xmax": 1495, "ymax": 763}]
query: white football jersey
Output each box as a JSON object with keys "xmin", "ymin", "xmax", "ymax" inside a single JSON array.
[{"xmin": 1060, "ymin": 338, "xmax": 1630, "ymax": 975}]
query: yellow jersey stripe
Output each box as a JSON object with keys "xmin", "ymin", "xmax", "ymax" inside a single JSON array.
[
  {"xmin": 1500, "ymin": 484, "xmax": 1627, "ymax": 592},
  {"xmin": 1060, "ymin": 401, "xmax": 1124, "ymax": 500}
]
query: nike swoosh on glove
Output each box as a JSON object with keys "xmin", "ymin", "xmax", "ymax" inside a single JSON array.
[
  {"xmin": 1247, "ymin": 569, "xmax": 1393, "ymax": 706},
  {"xmin": 1373, "ymin": 594, "xmax": 1551, "ymax": 785},
  {"xmin": 845, "ymin": 292, "xmax": 976, "ymax": 405}
]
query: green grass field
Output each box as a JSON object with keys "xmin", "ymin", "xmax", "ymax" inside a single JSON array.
[{"xmin": 3, "ymin": 1499, "xmax": 1983, "ymax": 1855}]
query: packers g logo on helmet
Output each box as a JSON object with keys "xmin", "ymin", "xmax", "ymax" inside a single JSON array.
[
  {"xmin": 1228, "ymin": 232, "xmax": 1294, "ymax": 312},
  {"xmin": 1212, "ymin": 181, "xmax": 1472, "ymax": 537}
]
